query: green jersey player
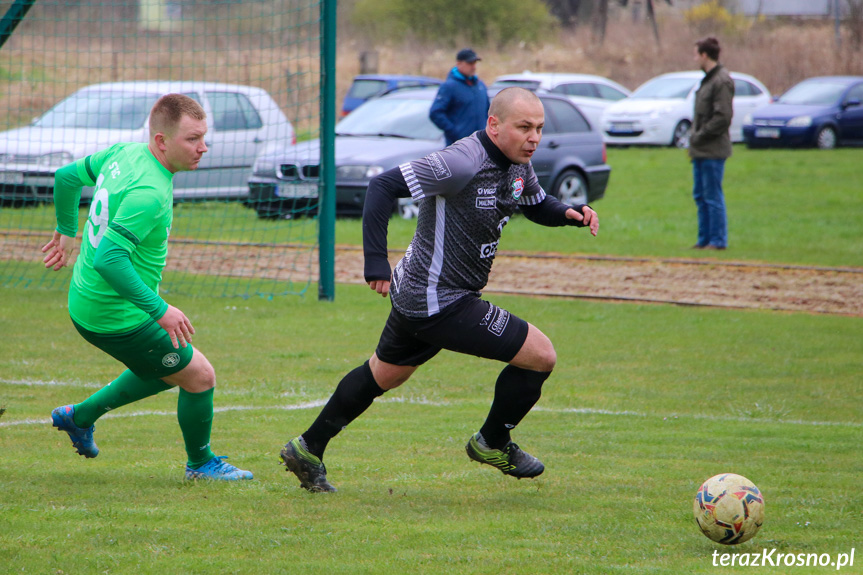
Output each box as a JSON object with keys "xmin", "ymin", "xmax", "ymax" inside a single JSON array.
[{"xmin": 42, "ymin": 93, "xmax": 252, "ymax": 481}]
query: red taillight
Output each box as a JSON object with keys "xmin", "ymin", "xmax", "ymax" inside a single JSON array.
[
  {"xmin": 292, "ymin": 133, "xmax": 297, "ymax": 146},
  {"xmin": 602, "ymin": 142, "xmax": 607, "ymax": 164}
]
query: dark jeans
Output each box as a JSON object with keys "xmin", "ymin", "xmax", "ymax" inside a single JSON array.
[{"xmin": 692, "ymin": 158, "xmax": 727, "ymax": 248}]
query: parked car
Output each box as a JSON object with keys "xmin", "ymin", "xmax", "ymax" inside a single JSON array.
[
  {"xmin": 341, "ymin": 74, "xmax": 443, "ymax": 117},
  {"xmin": 742, "ymin": 76, "xmax": 863, "ymax": 149},
  {"xmin": 249, "ymin": 88, "xmax": 610, "ymax": 218},
  {"xmin": 491, "ymin": 72, "xmax": 631, "ymax": 130},
  {"xmin": 0, "ymin": 81, "xmax": 294, "ymax": 204},
  {"xmin": 601, "ymin": 71, "xmax": 771, "ymax": 147}
]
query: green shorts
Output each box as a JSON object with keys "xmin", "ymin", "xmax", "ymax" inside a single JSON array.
[{"xmin": 72, "ymin": 317, "xmax": 194, "ymax": 379}]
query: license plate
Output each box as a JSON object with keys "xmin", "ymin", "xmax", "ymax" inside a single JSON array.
[
  {"xmin": 610, "ymin": 122, "xmax": 635, "ymax": 133},
  {"xmin": 276, "ymin": 182, "xmax": 318, "ymax": 198},
  {"xmin": 755, "ymin": 128, "xmax": 780, "ymax": 138},
  {"xmin": 0, "ymin": 171, "xmax": 24, "ymax": 184}
]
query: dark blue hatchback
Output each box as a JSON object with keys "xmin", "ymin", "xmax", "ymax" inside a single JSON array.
[
  {"xmin": 341, "ymin": 74, "xmax": 442, "ymax": 117},
  {"xmin": 742, "ymin": 76, "xmax": 863, "ymax": 149}
]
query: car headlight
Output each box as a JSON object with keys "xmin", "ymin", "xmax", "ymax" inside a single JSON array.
[
  {"xmin": 37, "ymin": 152, "xmax": 73, "ymax": 168},
  {"xmin": 786, "ymin": 115, "xmax": 812, "ymax": 128},
  {"xmin": 743, "ymin": 113, "xmax": 753, "ymax": 126},
  {"xmin": 336, "ymin": 165, "xmax": 384, "ymax": 180},
  {"xmin": 252, "ymin": 156, "xmax": 277, "ymax": 177}
]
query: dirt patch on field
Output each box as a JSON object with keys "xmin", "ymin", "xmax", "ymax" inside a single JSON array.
[
  {"xmin": 330, "ymin": 246, "xmax": 863, "ymax": 317},
  {"xmin": 4, "ymin": 232, "xmax": 861, "ymax": 316}
]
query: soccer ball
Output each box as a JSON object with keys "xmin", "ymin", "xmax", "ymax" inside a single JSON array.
[{"xmin": 693, "ymin": 473, "xmax": 765, "ymax": 544}]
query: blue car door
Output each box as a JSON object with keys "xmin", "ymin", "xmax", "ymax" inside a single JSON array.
[{"xmin": 840, "ymin": 83, "xmax": 863, "ymax": 142}]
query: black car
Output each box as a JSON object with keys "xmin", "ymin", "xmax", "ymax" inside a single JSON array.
[{"xmin": 248, "ymin": 88, "xmax": 610, "ymax": 218}]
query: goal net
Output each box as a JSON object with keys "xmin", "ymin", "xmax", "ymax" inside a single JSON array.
[{"xmin": 0, "ymin": 0, "xmax": 326, "ymax": 299}]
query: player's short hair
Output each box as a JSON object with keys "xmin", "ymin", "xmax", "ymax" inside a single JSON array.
[
  {"xmin": 149, "ymin": 93, "xmax": 206, "ymax": 137},
  {"xmin": 489, "ymin": 87, "xmax": 542, "ymax": 122},
  {"xmin": 695, "ymin": 37, "xmax": 721, "ymax": 61}
]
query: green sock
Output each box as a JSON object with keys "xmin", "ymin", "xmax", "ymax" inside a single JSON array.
[
  {"xmin": 73, "ymin": 370, "xmax": 173, "ymax": 428},
  {"xmin": 177, "ymin": 387, "xmax": 217, "ymax": 469}
]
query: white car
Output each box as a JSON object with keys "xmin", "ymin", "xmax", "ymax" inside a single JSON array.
[
  {"xmin": 491, "ymin": 72, "xmax": 631, "ymax": 130},
  {"xmin": 0, "ymin": 81, "xmax": 294, "ymax": 203},
  {"xmin": 601, "ymin": 71, "xmax": 771, "ymax": 147}
]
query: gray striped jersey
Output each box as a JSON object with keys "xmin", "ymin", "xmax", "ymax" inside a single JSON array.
[{"xmin": 390, "ymin": 133, "xmax": 545, "ymax": 318}]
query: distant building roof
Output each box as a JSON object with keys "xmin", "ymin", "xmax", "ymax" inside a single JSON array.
[{"xmin": 731, "ymin": 0, "xmax": 844, "ymax": 17}]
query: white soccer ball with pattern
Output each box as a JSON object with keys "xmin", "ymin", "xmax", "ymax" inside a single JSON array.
[{"xmin": 693, "ymin": 473, "xmax": 765, "ymax": 544}]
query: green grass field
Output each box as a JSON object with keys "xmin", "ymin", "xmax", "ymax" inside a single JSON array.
[
  {"xmin": 1, "ymin": 146, "xmax": 861, "ymax": 573},
  {"xmin": 1, "ymin": 284, "xmax": 860, "ymax": 574}
]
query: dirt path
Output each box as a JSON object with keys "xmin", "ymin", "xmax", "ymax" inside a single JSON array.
[
  {"xmin": 329, "ymin": 246, "xmax": 863, "ymax": 317},
  {"xmin": 4, "ymin": 232, "xmax": 861, "ymax": 316}
]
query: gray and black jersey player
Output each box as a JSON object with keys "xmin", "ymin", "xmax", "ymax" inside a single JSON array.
[{"xmin": 280, "ymin": 88, "xmax": 599, "ymax": 492}]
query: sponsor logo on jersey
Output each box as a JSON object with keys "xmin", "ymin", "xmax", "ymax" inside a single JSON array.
[
  {"xmin": 479, "ymin": 304, "xmax": 510, "ymax": 337},
  {"xmin": 477, "ymin": 187, "xmax": 496, "ymax": 196},
  {"xmin": 476, "ymin": 196, "xmax": 497, "ymax": 209},
  {"xmin": 162, "ymin": 352, "xmax": 181, "ymax": 368},
  {"xmin": 425, "ymin": 152, "xmax": 452, "ymax": 181},
  {"xmin": 511, "ymin": 177, "xmax": 525, "ymax": 200},
  {"xmin": 480, "ymin": 240, "xmax": 499, "ymax": 259}
]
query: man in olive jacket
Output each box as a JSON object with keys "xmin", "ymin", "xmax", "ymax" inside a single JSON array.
[{"xmin": 689, "ymin": 37, "xmax": 734, "ymax": 250}]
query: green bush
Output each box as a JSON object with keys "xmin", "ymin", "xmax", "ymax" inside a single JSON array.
[{"xmin": 352, "ymin": 0, "xmax": 555, "ymax": 46}]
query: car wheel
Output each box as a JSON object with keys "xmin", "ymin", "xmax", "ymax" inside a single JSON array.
[
  {"xmin": 552, "ymin": 169, "xmax": 589, "ymax": 205},
  {"xmin": 672, "ymin": 120, "xmax": 691, "ymax": 148},
  {"xmin": 815, "ymin": 125, "xmax": 837, "ymax": 150}
]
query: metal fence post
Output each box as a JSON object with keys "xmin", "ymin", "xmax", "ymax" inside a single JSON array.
[{"xmin": 318, "ymin": 0, "xmax": 337, "ymax": 301}]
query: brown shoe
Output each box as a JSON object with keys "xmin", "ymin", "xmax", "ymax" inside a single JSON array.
[
  {"xmin": 704, "ymin": 245, "xmax": 726, "ymax": 250},
  {"xmin": 691, "ymin": 244, "xmax": 706, "ymax": 249}
]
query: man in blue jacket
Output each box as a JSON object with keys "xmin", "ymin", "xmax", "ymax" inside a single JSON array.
[{"xmin": 430, "ymin": 48, "xmax": 490, "ymax": 146}]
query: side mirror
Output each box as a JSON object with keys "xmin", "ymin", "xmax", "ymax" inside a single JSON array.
[{"xmin": 842, "ymin": 98, "xmax": 861, "ymax": 109}]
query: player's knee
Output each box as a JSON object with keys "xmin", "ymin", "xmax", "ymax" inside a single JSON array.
[
  {"xmin": 375, "ymin": 368, "xmax": 412, "ymax": 390},
  {"xmin": 189, "ymin": 358, "xmax": 216, "ymax": 391},
  {"xmin": 369, "ymin": 355, "xmax": 415, "ymax": 390},
  {"xmin": 536, "ymin": 343, "xmax": 557, "ymax": 373},
  {"xmin": 531, "ymin": 331, "xmax": 557, "ymax": 372},
  {"xmin": 200, "ymin": 363, "xmax": 216, "ymax": 389}
]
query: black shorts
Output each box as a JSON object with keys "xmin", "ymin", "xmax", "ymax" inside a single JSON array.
[{"xmin": 375, "ymin": 296, "xmax": 530, "ymax": 367}]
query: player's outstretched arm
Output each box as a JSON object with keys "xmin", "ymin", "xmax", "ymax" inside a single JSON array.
[
  {"xmin": 520, "ymin": 195, "xmax": 599, "ymax": 236},
  {"xmin": 41, "ymin": 231, "xmax": 76, "ymax": 271},
  {"xmin": 565, "ymin": 205, "xmax": 599, "ymax": 236},
  {"xmin": 363, "ymin": 168, "xmax": 410, "ymax": 297}
]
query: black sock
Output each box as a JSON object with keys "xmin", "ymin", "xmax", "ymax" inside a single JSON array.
[
  {"xmin": 302, "ymin": 361, "xmax": 385, "ymax": 459},
  {"xmin": 479, "ymin": 365, "xmax": 550, "ymax": 450}
]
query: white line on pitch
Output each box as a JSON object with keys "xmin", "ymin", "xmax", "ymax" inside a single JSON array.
[
  {"xmin": 2, "ymin": 397, "xmax": 858, "ymax": 429},
  {"xmin": 532, "ymin": 406, "xmax": 863, "ymax": 428},
  {"xmin": 0, "ymin": 378, "xmax": 102, "ymax": 389}
]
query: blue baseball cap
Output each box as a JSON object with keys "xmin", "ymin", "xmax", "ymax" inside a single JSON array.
[{"xmin": 456, "ymin": 48, "xmax": 481, "ymax": 63}]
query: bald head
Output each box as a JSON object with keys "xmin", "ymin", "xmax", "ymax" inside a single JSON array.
[
  {"xmin": 488, "ymin": 87, "xmax": 542, "ymax": 123},
  {"xmin": 485, "ymin": 87, "xmax": 544, "ymax": 164}
]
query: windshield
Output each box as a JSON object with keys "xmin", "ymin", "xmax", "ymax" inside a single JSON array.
[
  {"xmin": 35, "ymin": 91, "xmax": 158, "ymax": 130},
  {"xmin": 778, "ymin": 81, "xmax": 846, "ymax": 106},
  {"xmin": 346, "ymin": 80, "xmax": 387, "ymax": 100},
  {"xmin": 336, "ymin": 98, "xmax": 443, "ymax": 140},
  {"xmin": 491, "ymin": 80, "xmax": 541, "ymax": 90},
  {"xmin": 631, "ymin": 77, "xmax": 697, "ymax": 99}
]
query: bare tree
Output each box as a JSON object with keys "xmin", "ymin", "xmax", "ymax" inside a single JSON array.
[
  {"xmin": 848, "ymin": 0, "xmax": 863, "ymax": 50},
  {"xmin": 543, "ymin": 0, "xmax": 583, "ymax": 29},
  {"xmin": 595, "ymin": 0, "xmax": 671, "ymax": 46}
]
